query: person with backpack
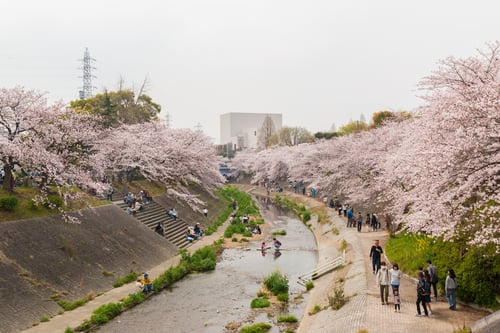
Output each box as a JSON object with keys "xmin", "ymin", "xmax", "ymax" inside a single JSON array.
[
  {"xmin": 426, "ymin": 260, "xmax": 438, "ymax": 300},
  {"xmin": 445, "ymin": 268, "xmax": 458, "ymax": 311},
  {"xmin": 416, "ymin": 271, "xmax": 429, "ymax": 317}
]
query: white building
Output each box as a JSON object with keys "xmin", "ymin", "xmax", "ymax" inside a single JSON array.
[{"xmin": 220, "ymin": 112, "xmax": 282, "ymax": 149}]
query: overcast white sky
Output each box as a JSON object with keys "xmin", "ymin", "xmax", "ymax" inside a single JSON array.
[{"xmin": 1, "ymin": 0, "xmax": 498, "ymax": 143}]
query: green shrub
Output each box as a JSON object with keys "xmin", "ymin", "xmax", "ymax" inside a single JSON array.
[
  {"xmin": 154, "ymin": 264, "xmax": 189, "ymax": 290},
  {"xmin": 305, "ymin": 281, "xmax": 314, "ymax": 291},
  {"xmin": 250, "ymin": 298, "xmax": 271, "ymax": 308},
  {"xmin": 308, "ymin": 305, "xmax": 322, "ymax": 315},
  {"xmin": 121, "ymin": 292, "xmax": 146, "ymax": 309},
  {"xmin": 77, "ymin": 319, "xmax": 91, "ymax": 331},
  {"xmin": 277, "ymin": 293, "xmax": 289, "ymax": 302},
  {"xmin": 240, "ymin": 322, "xmax": 272, "ymax": 333},
  {"xmin": 57, "ymin": 297, "xmax": 87, "ymax": 311},
  {"xmin": 64, "ymin": 327, "xmax": 74, "ymax": 333},
  {"xmin": 328, "ymin": 286, "xmax": 346, "ymax": 310},
  {"xmin": 40, "ymin": 316, "xmax": 49, "ymax": 322},
  {"xmin": 277, "ymin": 315, "xmax": 298, "ymax": 323},
  {"xmin": 188, "ymin": 246, "xmax": 216, "ymax": 271},
  {"xmin": 224, "ymin": 222, "xmax": 248, "ymax": 238},
  {"xmin": 113, "ymin": 271, "xmax": 139, "ymax": 288},
  {"xmin": 263, "ymin": 270, "xmax": 289, "ymax": 296},
  {"xmin": 90, "ymin": 303, "xmax": 122, "ymax": 325},
  {"xmin": 0, "ymin": 195, "xmax": 18, "ymax": 211},
  {"xmin": 272, "ymin": 230, "xmax": 287, "ymax": 236},
  {"xmin": 386, "ymin": 232, "xmax": 500, "ymax": 308},
  {"xmin": 44, "ymin": 194, "xmax": 64, "ymax": 208},
  {"xmin": 301, "ymin": 211, "xmax": 311, "ymax": 222},
  {"xmin": 243, "ymin": 230, "xmax": 253, "ymax": 237}
]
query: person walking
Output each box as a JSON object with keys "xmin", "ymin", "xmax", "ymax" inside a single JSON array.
[
  {"xmin": 365, "ymin": 213, "xmax": 371, "ymax": 232},
  {"xmin": 389, "ymin": 263, "xmax": 402, "ymax": 293},
  {"xmin": 357, "ymin": 212, "xmax": 363, "ymax": 232},
  {"xmin": 393, "ymin": 289, "xmax": 401, "ymax": 313},
  {"xmin": 369, "ymin": 239, "xmax": 383, "ymax": 274},
  {"xmin": 445, "ymin": 268, "xmax": 458, "ymax": 311},
  {"xmin": 424, "ymin": 271, "xmax": 433, "ymax": 315},
  {"xmin": 416, "ymin": 272, "xmax": 429, "ymax": 317},
  {"xmin": 426, "ymin": 260, "xmax": 438, "ymax": 300},
  {"xmin": 376, "ymin": 262, "xmax": 390, "ymax": 305}
]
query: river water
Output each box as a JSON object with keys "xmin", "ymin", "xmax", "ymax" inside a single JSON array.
[{"xmin": 98, "ymin": 198, "xmax": 318, "ymax": 333}]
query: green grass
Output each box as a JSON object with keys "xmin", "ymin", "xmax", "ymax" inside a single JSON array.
[
  {"xmin": 308, "ymin": 304, "xmax": 322, "ymax": 315},
  {"xmin": 0, "ymin": 187, "xmax": 107, "ymax": 223},
  {"xmin": 277, "ymin": 315, "xmax": 298, "ymax": 323},
  {"xmin": 90, "ymin": 302, "xmax": 122, "ymax": 325},
  {"xmin": 277, "ymin": 293, "xmax": 289, "ymax": 302},
  {"xmin": 40, "ymin": 316, "xmax": 49, "ymax": 322},
  {"xmin": 305, "ymin": 281, "xmax": 314, "ymax": 291},
  {"xmin": 328, "ymin": 286, "xmax": 346, "ymax": 310},
  {"xmin": 274, "ymin": 195, "xmax": 312, "ymax": 223},
  {"xmin": 113, "ymin": 271, "xmax": 139, "ymax": 288},
  {"xmin": 240, "ymin": 322, "xmax": 272, "ymax": 333},
  {"xmin": 263, "ymin": 270, "xmax": 289, "ymax": 296},
  {"xmin": 272, "ymin": 229, "xmax": 287, "ymax": 236},
  {"xmin": 250, "ymin": 298, "xmax": 271, "ymax": 308}
]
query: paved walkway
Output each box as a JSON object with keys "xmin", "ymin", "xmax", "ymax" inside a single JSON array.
[
  {"xmin": 21, "ymin": 219, "xmax": 231, "ymax": 333},
  {"xmin": 265, "ymin": 190, "xmax": 491, "ymax": 333}
]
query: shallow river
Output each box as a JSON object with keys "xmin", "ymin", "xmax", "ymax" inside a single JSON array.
[{"xmin": 98, "ymin": 197, "xmax": 318, "ymax": 333}]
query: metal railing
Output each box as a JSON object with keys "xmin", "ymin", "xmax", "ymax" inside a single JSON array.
[{"xmin": 298, "ymin": 250, "xmax": 346, "ymax": 285}]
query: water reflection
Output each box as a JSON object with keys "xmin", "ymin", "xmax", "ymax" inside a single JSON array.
[{"xmin": 98, "ymin": 197, "xmax": 317, "ymax": 333}]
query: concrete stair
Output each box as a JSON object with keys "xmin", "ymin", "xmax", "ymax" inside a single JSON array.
[{"xmin": 114, "ymin": 200, "xmax": 192, "ymax": 249}]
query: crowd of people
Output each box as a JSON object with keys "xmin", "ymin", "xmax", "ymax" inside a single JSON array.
[
  {"xmin": 370, "ymin": 239, "xmax": 457, "ymax": 316},
  {"xmin": 124, "ymin": 190, "xmax": 151, "ymax": 215},
  {"xmin": 186, "ymin": 222, "xmax": 204, "ymax": 243}
]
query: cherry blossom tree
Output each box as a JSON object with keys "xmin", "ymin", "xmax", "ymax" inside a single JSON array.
[
  {"xmin": 384, "ymin": 41, "xmax": 500, "ymax": 246},
  {"xmin": 0, "ymin": 87, "xmax": 107, "ymax": 219},
  {"xmin": 233, "ymin": 42, "xmax": 499, "ymax": 250},
  {"xmin": 1, "ymin": 87, "xmax": 225, "ymax": 218},
  {"xmin": 98, "ymin": 121, "xmax": 225, "ymax": 209}
]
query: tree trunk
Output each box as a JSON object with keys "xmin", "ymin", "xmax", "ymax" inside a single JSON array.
[{"xmin": 2, "ymin": 164, "xmax": 14, "ymax": 192}]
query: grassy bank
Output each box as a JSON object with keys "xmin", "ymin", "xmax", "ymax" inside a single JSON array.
[
  {"xmin": 73, "ymin": 242, "xmax": 221, "ymax": 332},
  {"xmin": 386, "ymin": 233, "xmax": 500, "ymax": 309}
]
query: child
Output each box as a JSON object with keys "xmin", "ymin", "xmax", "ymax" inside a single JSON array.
[
  {"xmin": 273, "ymin": 238, "xmax": 282, "ymax": 250},
  {"xmin": 394, "ymin": 288, "xmax": 401, "ymax": 312},
  {"xmin": 261, "ymin": 241, "xmax": 267, "ymax": 250}
]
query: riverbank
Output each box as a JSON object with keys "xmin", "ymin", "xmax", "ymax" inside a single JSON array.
[
  {"xmin": 21, "ymin": 217, "xmax": 232, "ymax": 333},
  {"xmin": 242, "ymin": 186, "xmax": 493, "ymax": 333}
]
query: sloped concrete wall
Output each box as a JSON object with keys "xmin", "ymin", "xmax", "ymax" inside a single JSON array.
[{"xmin": 0, "ymin": 205, "xmax": 178, "ymax": 333}]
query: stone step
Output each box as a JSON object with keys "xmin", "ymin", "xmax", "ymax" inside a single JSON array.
[{"xmin": 112, "ymin": 199, "xmax": 192, "ymax": 250}]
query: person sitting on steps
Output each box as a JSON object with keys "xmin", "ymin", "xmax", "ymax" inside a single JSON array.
[
  {"xmin": 193, "ymin": 223, "xmax": 203, "ymax": 238},
  {"xmin": 155, "ymin": 222, "xmax": 164, "ymax": 236},
  {"xmin": 168, "ymin": 208, "xmax": 177, "ymax": 220}
]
